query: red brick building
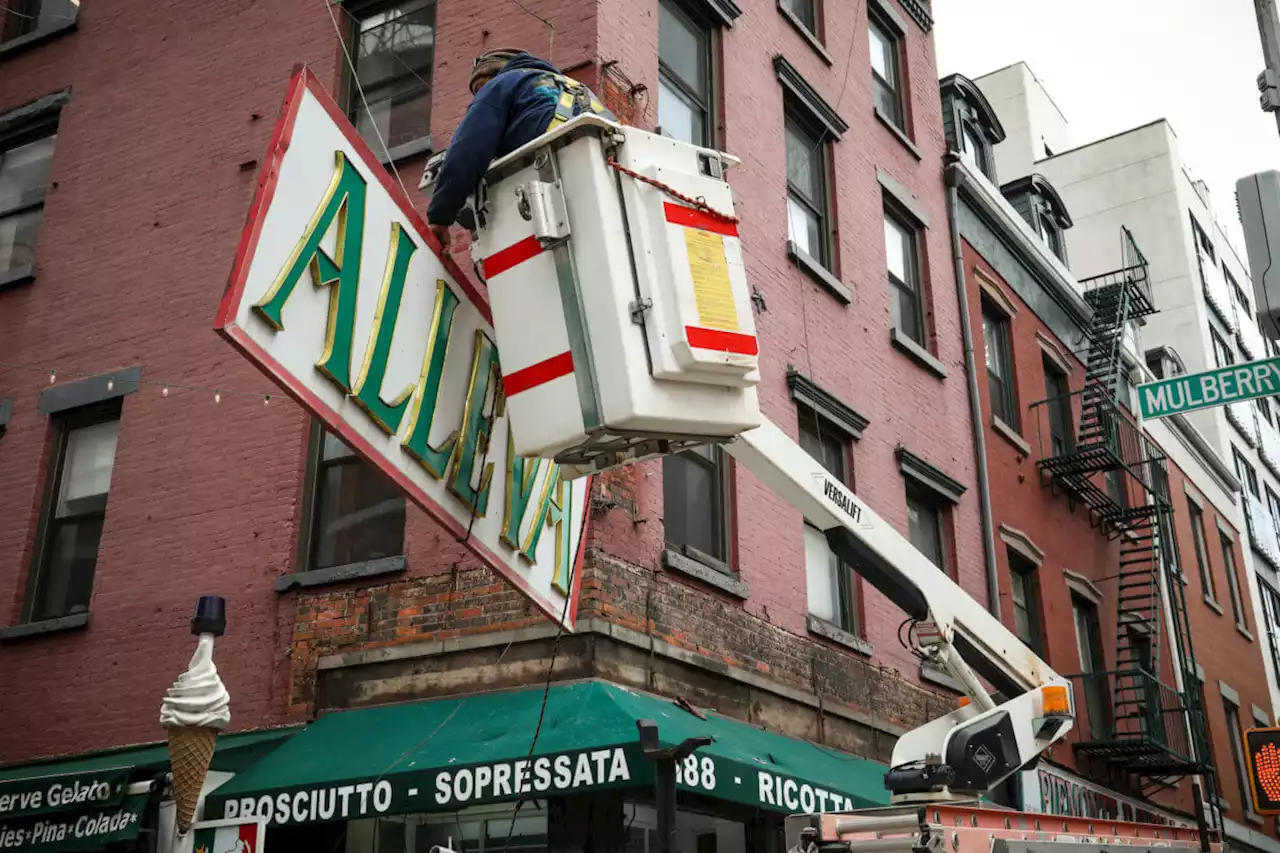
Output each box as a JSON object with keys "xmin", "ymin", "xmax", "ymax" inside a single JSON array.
[
  {"xmin": 0, "ymin": 0, "xmax": 993, "ymax": 848},
  {"xmin": 942, "ymin": 71, "xmax": 1276, "ymax": 842}
]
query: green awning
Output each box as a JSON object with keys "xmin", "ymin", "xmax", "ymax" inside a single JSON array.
[
  {"xmin": 205, "ymin": 680, "xmax": 888, "ymax": 827},
  {"xmin": 0, "ymin": 727, "xmax": 298, "ymax": 850}
]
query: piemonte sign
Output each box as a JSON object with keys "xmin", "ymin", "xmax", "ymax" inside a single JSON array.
[{"xmin": 215, "ymin": 68, "xmax": 589, "ymax": 628}]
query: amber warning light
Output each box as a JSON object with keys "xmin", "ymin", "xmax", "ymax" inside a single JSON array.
[{"xmin": 1245, "ymin": 727, "xmax": 1280, "ymax": 814}]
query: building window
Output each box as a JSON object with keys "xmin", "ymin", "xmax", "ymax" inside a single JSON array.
[
  {"xmin": 1221, "ymin": 531, "xmax": 1248, "ymax": 629},
  {"xmin": 868, "ymin": 15, "xmax": 904, "ymax": 129},
  {"xmin": 26, "ymin": 406, "xmax": 120, "ymax": 622},
  {"xmin": 1, "ymin": 0, "xmax": 48, "ymax": 43},
  {"xmin": 1261, "ymin": 582, "xmax": 1280, "ymax": 697},
  {"xmin": 905, "ymin": 483, "xmax": 947, "ymax": 573},
  {"xmin": 1267, "ymin": 487, "xmax": 1280, "ymax": 537},
  {"xmin": 982, "ymin": 301, "xmax": 1017, "ymax": 428},
  {"xmin": 658, "ymin": 0, "xmax": 713, "ymax": 147},
  {"xmin": 1190, "ymin": 213, "xmax": 1216, "ymax": 263},
  {"xmin": 885, "ymin": 210, "xmax": 924, "ymax": 344},
  {"xmin": 785, "ymin": 107, "xmax": 831, "ymax": 266},
  {"xmin": 664, "ymin": 444, "xmax": 731, "ymax": 568},
  {"xmin": 1008, "ymin": 550, "xmax": 1044, "ymax": 655},
  {"xmin": 1043, "ymin": 358, "xmax": 1073, "ymax": 456},
  {"xmin": 1260, "ymin": 397, "xmax": 1273, "ymax": 427},
  {"xmin": 1210, "ymin": 326, "xmax": 1234, "ymax": 369},
  {"xmin": 1073, "ymin": 593, "xmax": 1110, "ymax": 739},
  {"xmin": 1234, "ymin": 448, "xmax": 1260, "ymax": 499},
  {"xmin": 960, "ymin": 123, "xmax": 988, "ymax": 175},
  {"xmin": 1188, "ymin": 499, "xmax": 1216, "ymax": 601},
  {"xmin": 1226, "ymin": 266, "xmax": 1250, "ymax": 314},
  {"xmin": 0, "ymin": 120, "xmax": 57, "ymax": 278},
  {"xmin": 1225, "ymin": 698, "xmax": 1260, "ymax": 819},
  {"xmin": 1037, "ymin": 213, "xmax": 1066, "ymax": 262},
  {"xmin": 780, "ymin": 0, "xmax": 818, "ymax": 36},
  {"xmin": 800, "ymin": 407, "xmax": 858, "ymax": 632},
  {"xmin": 347, "ymin": 0, "xmax": 436, "ymax": 152},
  {"xmin": 307, "ymin": 429, "xmax": 406, "ymax": 571}
]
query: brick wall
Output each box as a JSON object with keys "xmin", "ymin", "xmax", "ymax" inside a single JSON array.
[
  {"xmin": 287, "ymin": 542, "xmax": 954, "ymax": 734},
  {"xmin": 0, "ymin": 0, "xmax": 970, "ymax": 766}
]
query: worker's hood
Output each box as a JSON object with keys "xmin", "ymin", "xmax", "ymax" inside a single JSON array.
[{"xmin": 499, "ymin": 53, "xmax": 561, "ymax": 76}]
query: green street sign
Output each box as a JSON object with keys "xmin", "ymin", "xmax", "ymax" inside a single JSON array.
[{"xmin": 1138, "ymin": 357, "xmax": 1280, "ymax": 420}]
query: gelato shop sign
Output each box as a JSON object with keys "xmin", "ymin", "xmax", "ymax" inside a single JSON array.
[
  {"xmin": 0, "ymin": 770, "xmax": 126, "ymax": 821},
  {"xmin": 0, "ymin": 793, "xmax": 146, "ymax": 853},
  {"xmin": 215, "ymin": 70, "xmax": 588, "ymax": 629}
]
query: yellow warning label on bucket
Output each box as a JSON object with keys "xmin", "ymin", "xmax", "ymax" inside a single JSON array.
[{"xmin": 684, "ymin": 227, "xmax": 739, "ymax": 331}]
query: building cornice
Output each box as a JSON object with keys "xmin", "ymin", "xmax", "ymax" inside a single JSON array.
[{"xmin": 948, "ymin": 157, "xmax": 1092, "ymax": 337}]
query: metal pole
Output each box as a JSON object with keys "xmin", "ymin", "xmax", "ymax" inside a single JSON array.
[
  {"xmin": 1252, "ymin": 0, "xmax": 1280, "ymax": 135},
  {"xmin": 653, "ymin": 759, "xmax": 678, "ymax": 853},
  {"xmin": 1190, "ymin": 780, "xmax": 1210, "ymax": 853}
]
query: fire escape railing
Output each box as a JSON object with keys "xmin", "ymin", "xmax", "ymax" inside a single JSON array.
[{"xmin": 1026, "ymin": 233, "xmax": 1217, "ymax": 801}]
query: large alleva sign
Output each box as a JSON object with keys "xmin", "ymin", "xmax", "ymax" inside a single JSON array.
[{"xmin": 215, "ymin": 68, "xmax": 589, "ymax": 628}]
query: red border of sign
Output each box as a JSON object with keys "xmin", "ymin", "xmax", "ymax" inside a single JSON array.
[{"xmin": 214, "ymin": 67, "xmax": 587, "ymax": 628}]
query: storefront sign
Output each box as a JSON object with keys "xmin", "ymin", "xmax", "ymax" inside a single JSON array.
[
  {"xmin": 0, "ymin": 793, "xmax": 146, "ymax": 853},
  {"xmin": 215, "ymin": 68, "xmax": 589, "ymax": 628},
  {"xmin": 0, "ymin": 769, "xmax": 127, "ymax": 821},
  {"xmin": 181, "ymin": 817, "xmax": 267, "ymax": 853},
  {"xmin": 212, "ymin": 745, "xmax": 870, "ymax": 826},
  {"xmin": 1026, "ymin": 767, "xmax": 1188, "ymax": 826}
]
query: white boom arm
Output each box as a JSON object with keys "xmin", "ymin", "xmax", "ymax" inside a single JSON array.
[
  {"xmin": 727, "ymin": 420, "xmax": 1074, "ymax": 801},
  {"xmin": 438, "ymin": 115, "xmax": 1074, "ymax": 803}
]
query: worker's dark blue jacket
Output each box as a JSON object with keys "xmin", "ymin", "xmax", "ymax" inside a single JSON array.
[{"xmin": 426, "ymin": 54, "xmax": 614, "ymax": 228}]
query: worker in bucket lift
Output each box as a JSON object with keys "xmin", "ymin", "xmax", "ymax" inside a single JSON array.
[{"xmin": 426, "ymin": 48, "xmax": 616, "ymax": 248}]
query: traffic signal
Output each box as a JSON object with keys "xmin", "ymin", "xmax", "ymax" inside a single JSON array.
[{"xmin": 1245, "ymin": 727, "xmax": 1280, "ymax": 815}]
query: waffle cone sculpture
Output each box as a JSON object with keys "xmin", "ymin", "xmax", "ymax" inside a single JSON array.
[
  {"xmin": 161, "ymin": 598, "xmax": 230, "ymax": 835},
  {"xmin": 167, "ymin": 726, "xmax": 219, "ymax": 833}
]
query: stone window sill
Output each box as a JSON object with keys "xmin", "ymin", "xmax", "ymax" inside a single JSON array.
[
  {"xmin": 788, "ymin": 240, "xmax": 850, "ymax": 303},
  {"xmin": 1204, "ymin": 594, "xmax": 1225, "ymax": 616},
  {"xmin": 377, "ymin": 135, "xmax": 433, "ymax": 167},
  {"xmin": 1246, "ymin": 811, "xmax": 1264, "ymax": 827},
  {"xmin": 807, "ymin": 615, "xmax": 874, "ymax": 656},
  {"xmin": 1238, "ymin": 622, "xmax": 1255, "ymax": 642},
  {"xmin": 874, "ymin": 107, "xmax": 922, "ymax": 161},
  {"xmin": 891, "ymin": 328, "xmax": 948, "ymax": 378},
  {"xmin": 0, "ymin": 18, "xmax": 76, "ymax": 58},
  {"xmin": 992, "ymin": 416, "xmax": 1031, "ymax": 455},
  {"xmin": 0, "ymin": 612, "xmax": 89, "ymax": 642},
  {"xmin": 777, "ymin": 2, "xmax": 833, "ymax": 65},
  {"xmin": 0, "ymin": 263, "xmax": 35, "ymax": 290},
  {"xmin": 663, "ymin": 549, "xmax": 749, "ymax": 599},
  {"xmin": 275, "ymin": 555, "xmax": 407, "ymax": 593}
]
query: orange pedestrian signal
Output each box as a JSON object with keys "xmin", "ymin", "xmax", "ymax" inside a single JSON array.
[{"xmin": 1245, "ymin": 727, "xmax": 1280, "ymax": 815}]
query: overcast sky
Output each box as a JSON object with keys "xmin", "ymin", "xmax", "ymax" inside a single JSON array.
[{"xmin": 933, "ymin": 0, "xmax": 1280, "ymax": 255}]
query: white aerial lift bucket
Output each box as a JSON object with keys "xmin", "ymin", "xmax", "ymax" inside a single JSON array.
[{"xmin": 424, "ymin": 116, "xmax": 762, "ymax": 476}]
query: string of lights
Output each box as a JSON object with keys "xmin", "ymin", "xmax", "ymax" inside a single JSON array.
[{"xmin": 0, "ymin": 360, "xmax": 278, "ymax": 406}]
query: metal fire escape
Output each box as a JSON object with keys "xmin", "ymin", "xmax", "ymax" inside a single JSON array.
[{"xmin": 1032, "ymin": 230, "xmax": 1217, "ymax": 805}]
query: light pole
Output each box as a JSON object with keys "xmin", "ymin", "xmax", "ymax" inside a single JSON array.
[{"xmin": 1253, "ymin": 0, "xmax": 1280, "ymax": 135}]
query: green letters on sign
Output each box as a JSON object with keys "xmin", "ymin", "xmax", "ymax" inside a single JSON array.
[
  {"xmin": 253, "ymin": 151, "xmax": 368, "ymax": 392},
  {"xmin": 353, "ymin": 223, "xmax": 420, "ymax": 434},
  {"xmin": 402, "ymin": 281, "xmax": 461, "ymax": 478},
  {"xmin": 447, "ymin": 331, "xmax": 503, "ymax": 517}
]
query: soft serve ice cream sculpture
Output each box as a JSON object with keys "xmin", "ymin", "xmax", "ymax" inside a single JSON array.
[{"xmin": 161, "ymin": 596, "xmax": 231, "ymax": 835}]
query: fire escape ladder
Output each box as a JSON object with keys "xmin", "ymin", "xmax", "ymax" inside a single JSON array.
[{"xmin": 1034, "ymin": 232, "xmax": 1216, "ymax": 797}]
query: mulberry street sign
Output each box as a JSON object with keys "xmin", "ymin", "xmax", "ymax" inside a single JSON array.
[
  {"xmin": 1137, "ymin": 357, "xmax": 1280, "ymax": 420},
  {"xmin": 215, "ymin": 68, "xmax": 589, "ymax": 629}
]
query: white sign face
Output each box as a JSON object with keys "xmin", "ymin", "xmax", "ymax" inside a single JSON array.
[{"xmin": 216, "ymin": 70, "xmax": 589, "ymax": 628}]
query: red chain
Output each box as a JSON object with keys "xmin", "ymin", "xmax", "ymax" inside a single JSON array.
[{"xmin": 607, "ymin": 158, "xmax": 740, "ymax": 225}]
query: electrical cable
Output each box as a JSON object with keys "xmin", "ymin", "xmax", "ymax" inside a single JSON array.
[
  {"xmin": 323, "ymin": 0, "xmax": 413, "ymax": 201},
  {"xmin": 501, "ymin": 581, "xmax": 572, "ymax": 852}
]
